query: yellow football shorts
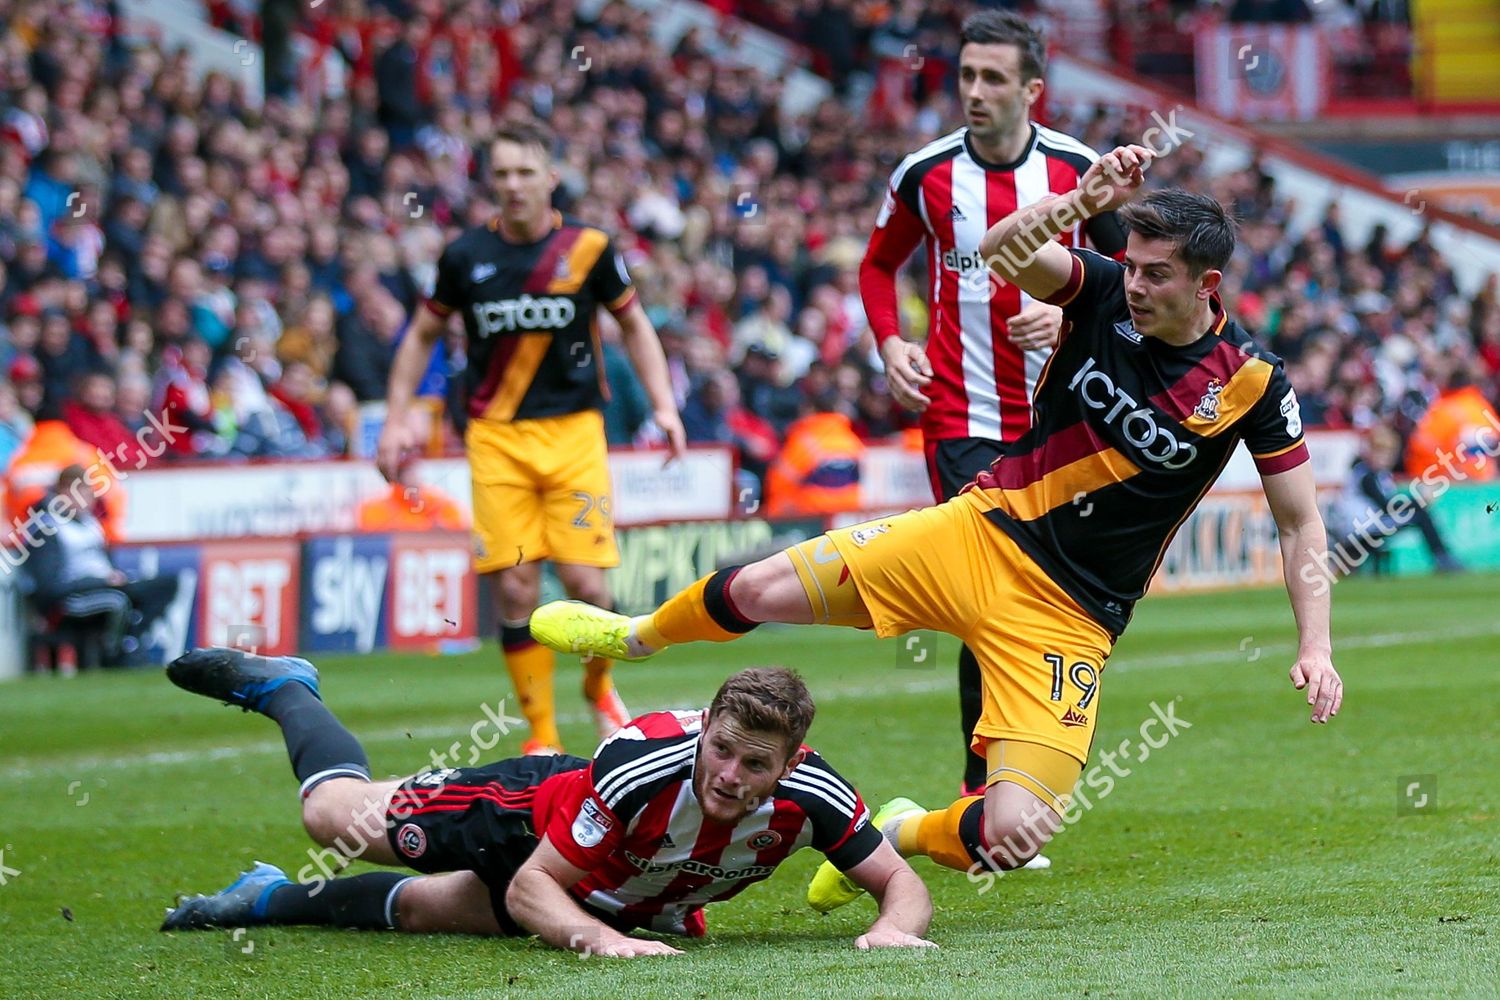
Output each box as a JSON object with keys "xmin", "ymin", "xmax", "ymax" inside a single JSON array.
[
  {"xmin": 821, "ymin": 489, "xmax": 1115, "ymax": 767},
  {"xmin": 465, "ymin": 409, "xmax": 619, "ymax": 573}
]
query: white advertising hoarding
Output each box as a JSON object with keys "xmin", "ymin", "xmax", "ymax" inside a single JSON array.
[{"xmin": 118, "ymin": 448, "xmax": 736, "ymax": 542}]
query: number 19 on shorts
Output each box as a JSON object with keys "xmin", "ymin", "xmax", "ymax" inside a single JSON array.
[{"xmin": 1044, "ymin": 652, "xmax": 1098, "ymax": 709}]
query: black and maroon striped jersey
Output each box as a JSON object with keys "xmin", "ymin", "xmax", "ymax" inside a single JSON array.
[
  {"xmin": 532, "ymin": 710, "xmax": 880, "ymax": 937},
  {"xmin": 965, "ymin": 248, "xmax": 1308, "ymax": 636},
  {"xmin": 427, "ymin": 211, "xmax": 636, "ymax": 422},
  {"xmin": 863, "ymin": 124, "xmax": 1127, "ymax": 444}
]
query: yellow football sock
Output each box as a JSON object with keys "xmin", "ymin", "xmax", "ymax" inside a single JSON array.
[
  {"xmin": 503, "ymin": 640, "xmax": 560, "ymax": 749},
  {"xmin": 904, "ymin": 795, "xmax": 985, "ymax": 872},
  {"xmin": 635, "ymin": 572, "xmax": 747, "ymax": 649},
  {"xmin": 582, "ymin": 655, "xmax": 613, "ymax": 702}
]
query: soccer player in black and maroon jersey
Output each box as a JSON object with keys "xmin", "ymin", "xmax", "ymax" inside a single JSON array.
[
  {"xmin": 158, "ymin": 649, "xmax": 933, "ymax": 956},
  {"xmin": 862, "ymin": 11, "xmax": 1126, "ymax": 796},
  {"xmin": 376, "ymin": 119, "xmax": 686, "ymax": 758},
  {"xmin": 532, "ymin": 146, "xmax": 1343, "ymax": 913}
]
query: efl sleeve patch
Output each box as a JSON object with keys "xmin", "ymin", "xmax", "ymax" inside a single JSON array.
[{"xmin": 570, "ymin": 796, "xmax": 614, "ymax": 849}]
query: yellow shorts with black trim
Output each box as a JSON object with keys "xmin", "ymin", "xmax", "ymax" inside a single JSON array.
[
  {"xmin": 825, "ymin": 489, "xmax": 1115, "ymax": 766},
  {"xmin": 466, "ymin": 410, "xmax": 619, "ymax": 573}
]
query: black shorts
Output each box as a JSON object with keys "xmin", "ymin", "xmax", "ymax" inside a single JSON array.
[
  {"xmin": 924, "ymin": 436, "xmax": 1007, "ymax": 502},
  {"xmin": 385, "ymin": 753, "xmax": 590, "ymax": 934}
]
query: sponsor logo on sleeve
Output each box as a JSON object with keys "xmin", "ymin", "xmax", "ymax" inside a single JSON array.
[
  {"xmin": 571, "ymin": 797, "xmax": 614, "ymax": 849},
  {"xmin": 1279, "ymin": 388, "xmax": 1302, "ymax": 438}
]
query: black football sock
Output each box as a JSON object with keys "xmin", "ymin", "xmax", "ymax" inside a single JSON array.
[
  {"xmin": 958, "ymin": 644, "xmax": 986, "ymax": 791},
  {"xmin": 260, "ymin": 872, "xmax": 412, "ymax": 930},
  {"xmin": 262, "ymin": 683, "xmax": 371, "ymax": 795}
]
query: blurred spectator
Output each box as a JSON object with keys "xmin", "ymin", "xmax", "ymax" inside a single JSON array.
[
  {"xmin": 601, "ymin": 326, "xmax": 651, "ymax": 445},
  {"xmin": 1403, "ymin": 373, "xmax": 1500, "ymax": 482},
  {"xmin": 63, "ymin": 370, "xmax": 149, "ymax": 468},
  {"xmin": 765, "ymin": 400, "xmax": 864, "ymax": 517},
  {"xmin": 354, "ymin": 459, "xmax": 468, "ymax": 533},
  {"xmin": 737, "ymin": 344, "xmax": 801, "ymax": 434},
  {"xmin": 156, "ymin": 339, "xmax": 219, "ymax": 459},
  {"xmin": 4, "ymin": 419, "xmax": 125, "ymax": 542},
  {"xmin": 0, "ymin": 379, "xmax": 30, "ymax": 468},
  {"xmin": 8, "ymin": 354, "xmax": 46, "ymax": 420}
]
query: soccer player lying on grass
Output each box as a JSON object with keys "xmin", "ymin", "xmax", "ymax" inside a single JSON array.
[
  {"xmin": 530, "ymin": 146, "xmax": 1344, "ymax": 914},
  {"xmin": 158, "ymin": 649, "xmax": 934, "ymax": 956}
]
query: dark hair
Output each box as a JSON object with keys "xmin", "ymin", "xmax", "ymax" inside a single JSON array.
[
  {"xmin": 707, "ymin": 667, "xmax": 816, "ymax": 758},
  {"xmin": 491, "ymin": 119, "xmax": 554, "ymax": 160},
  {"xmin": 1118, "ymin": 189, "xmax": 1237, "ymax": 275},
  {"xmin": 960, "ymin": 10, "xmax": 1047, "ymax": 82}
]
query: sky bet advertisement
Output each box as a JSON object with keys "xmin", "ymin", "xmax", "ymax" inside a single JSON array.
[{"xmin": 111, "ymin": 533, "xmax": 477, "ymax": 663}]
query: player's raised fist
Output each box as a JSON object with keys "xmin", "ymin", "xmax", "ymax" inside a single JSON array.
[{"xmin": 1077, "ymin": 144, "xmax": 1155, "ymax": 216}]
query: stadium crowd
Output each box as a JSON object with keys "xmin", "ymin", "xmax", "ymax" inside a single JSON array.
[{"xmin": 1, "ymin": 0, "xmax": 1497, "ymax": 506}]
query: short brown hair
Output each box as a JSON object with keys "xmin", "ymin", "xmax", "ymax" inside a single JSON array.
[
  {"xmin": 1118, "ymin": 188, "xmax": 1237, "ymax": 275},
  {"xmin": 707, "ymin": 667, "xmax": 816, "ymax": 758},
  {"xmin": 960, "ymin": 10, "xmax": 1047, "ymax": 82},
  {"xmin": 491, "ymin": 119, "xmax": 554, "ymax": 160}
]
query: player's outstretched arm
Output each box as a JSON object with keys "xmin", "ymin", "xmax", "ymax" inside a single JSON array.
[
  {"xmin": 841, "ymin": 840, "xmax": 936, "ymax": 950},
  {"xmin": 1262, "ymin": 462, "xmax": 1343, "ymax": 723},
  {"xmin": 376, "ymin": 305, "xmax": 448, "ymax": 481},
  {"xmin": 979, "ymin": 144, "xmax": 1155, "ymax": 302},
  {"xmin": 506, "ymin": 836, "xmax": 684, "ymax": 957},
  {"xmin": 615, "ymin": 298, "xmax": 687, "ymax": 465}
]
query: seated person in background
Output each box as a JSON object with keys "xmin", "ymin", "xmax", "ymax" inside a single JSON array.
[
  {"xmin": 25, "ymin": 464, "xmax": 179, "ymax": 665},
  {"xmin": 1331, "ymin": 425, "xmax": 1463, "ymax": 573}
]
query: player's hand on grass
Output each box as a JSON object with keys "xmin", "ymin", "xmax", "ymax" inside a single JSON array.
[
  {"xmin": 1077, "ymin": 144, "xmax": 1155, "ymax": 216},
  {"xmin": 375, "ymin": 418, "xmax": 416, "ymax": 482},
  {"xmin": 879, "ymin": 338, "xmax": 933, "ymax": 412},
  {"xmin": 655, "ymin": 406, "xmax": 688, "ymax": 467},
  {"xmin": 855, "ymin": 929, "xmax": 938, "ymax": 950},
  {"xmin": 1007, "ymin": 302, "xmax": 1064, "ymax": 351},
  {"xmin": 1290, "ymin": 653, "xmax": 1342, "ymax": 723},
  {"xmin": 594, "ymin": 935, "xmax": 684, "ymax": 958}
]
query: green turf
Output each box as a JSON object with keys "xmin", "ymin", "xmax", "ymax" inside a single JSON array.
[{"xmin": 1, "ymin": 573, "xmax": 1496, "ymax": 998}]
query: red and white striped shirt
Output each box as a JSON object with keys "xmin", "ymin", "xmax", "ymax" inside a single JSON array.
[
  {"xmin": 534, "ymin": 710, "xmax": 879, "ymax": 937},
  {"xmin": 861, "ymin": 124, "xmax": 1127, "ymax": 442}
]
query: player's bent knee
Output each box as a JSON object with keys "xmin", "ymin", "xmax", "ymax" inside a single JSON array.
[
  {"xmin": 395, "ymin": 873, "xmax": 503, "ymax": 935},
  {"xmin": 301, "ymin": 779, "xmax": 398, "ymax": 860},
  {"xmin": 980, "ymin": 785, "xmax": 1062, "ymax": 870},
  {"xmin": 729, "ymin": 552, "xmax": 809, "ymax": 623}
]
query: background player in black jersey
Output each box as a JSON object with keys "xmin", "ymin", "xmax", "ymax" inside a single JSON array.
[
  {"xmin": 532, "ymin": 144, "xmax": 1343, "ymax": 913},
  {"xmin": 157, "ymin": 649, "xmax": 934, "ymax": 956},
  {"xmin": 377, "ymin": 121, "xmax": 686, "ymax": 757}
]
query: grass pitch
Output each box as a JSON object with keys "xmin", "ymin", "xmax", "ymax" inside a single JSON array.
[{"xmin": 1, "ymin": 573, "xmax": 1496, "ymax": 998}]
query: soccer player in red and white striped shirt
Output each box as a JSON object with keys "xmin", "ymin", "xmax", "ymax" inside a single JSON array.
[
  {"xmin": 862, "ymin": 11, "xmax": 1127, "ymax": 795},
  {"xmin": 159, "ymin": 650, "xmax": 933, "ymax": 956}
]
